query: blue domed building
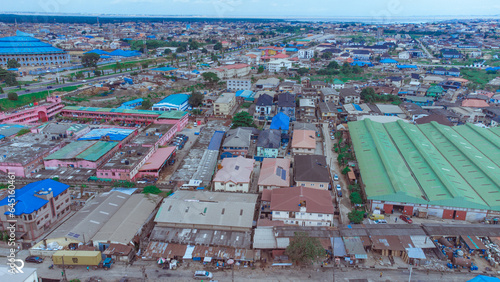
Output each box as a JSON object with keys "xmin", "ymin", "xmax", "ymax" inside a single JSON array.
[{"xmin": 0, "ymin": 31, "xmax": 70, "ymax": 67}]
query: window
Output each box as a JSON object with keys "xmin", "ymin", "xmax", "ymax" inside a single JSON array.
[
  {"xmin": 311, "ymin": 183, "xmax": 315, "ymax": 186},
  {"xmin": 274, "ymin": 211, "xmax": 280, "ymax": 215},
  {"xmin": 301, "ymin": 183, "xmax": 305, "ymax": 187},
  {"xmin": 317, "ymin": 222, "xmax": 322, "ymax": 226},
  {"xmin": 319, "ymin": 184, "xmax": 324, "ymax": 188},
  {"xmin": 318, "ymin": 214, "xmax": 323, "ymax": 218}
]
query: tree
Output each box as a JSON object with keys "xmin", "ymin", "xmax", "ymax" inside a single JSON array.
[
  {"xmin": 81, "ymin": 53, "xmax": 100, "ymax": 69},
  {"xmin": 349, "ymin": 191, "xmax": 362, "ymax": 205},
  {"xmin": 201, "ymin": 48, "xmax": 208, "ymax": 54},
  {"xmin": 141, "ymin": 99, "xmax": 152, "ymax": 110},
  {"xmin": 341, "ymin": 62, "xmax": 352, "ymax": 74},
  {"xmin": 7, "ymin": 59, "xmax": 20, "ymax": 69},
  {"xmin": 189, "ymin": 41, "xmax": 200, "ymax": 50},
  {"xmin": 213, "ymin": 42, "xmax": 223, "ymax": 50},
  {"xmin": 360, "ymin": 87, "xmax": 376, "ymax": 103},
  {"xmin": 231, "ymin": 112, "xmax": 255, "ymax": 128},
  {"xmin": 285, "ymin": 232, "xmax": 325, "ymax": 265},
  {"xmin": 0, "ymin": 68, "xmax": 18, "ymax": 86},
  {"xmin": 7, "ymin": 92, "xmax": 18, "ymax": 101},
  {"xmin": 163, "ymin": 48, "xmax": 172, "ymax": 55},
  {"xmin": 94, "ymin": 70, "xmax": 102, "ymax": 77},
  {"xmin": 188, "ymin": 91, "xmax": 204, "ymax": 107},
  {"xmin": 0, "ymin": 87, "xmax": 3, "ymax": 94},
  {"xmin": 327, "ymin": 61, "xmax": 339, "ymax": 69},
  {"xmin": 352, "ymin": 65, "xmax": 362, "ymax": 74},
  {"xmin": 201, "ymin": 72, "xmax": 220, "ymax": 88},
  {"xmin": 141, "ymin": 62, "xmax": 149, "ymax": 69},
  {"xmin": 321, "ymin": 52, "xmax": 332, "ymax": 60},
  {"xmin": 342, "ymin": 166, "xmax": 351, "ymax": 175},
  {"xmin": 348, "ymin": 210, "xmax": 364, "ymax": 224},
  {"xmin": 75, "ymin": 72, "xmax": 84, "ymax": 80},
  {"xmin": 250, "ymin": 37, "xmax": 258, "ymax": 42},
  {"xmin": 296, "ymin": 67, "xmax": 309, "ymax": 76},
  {"xmin": 143, "ymin": 185, "xmax": 161, "ymax": 194},
  {"xmin": 257, "ymin": 65, "xmax": 265, "ymax": 74}
]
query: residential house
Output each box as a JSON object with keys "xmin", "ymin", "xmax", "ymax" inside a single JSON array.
[
  {"xmin": 279, "ymin": 81, "xmax": 295, "ymax": 92},
  {"xmin": 257, "ymin": 158, "xmax": 290, "ymax": 192},
  {"xmin": 299, "ymin": 99, "xmax": 316, "ymax": 122},
  {"xmin": 441, "ymin": 48, "xmax": 463, "ymax": 59},
  {"xmin": 433, "ymin": 67, "xmax": 447, "ymax": 76},
  {"xmin": 213, "ymin": 93, "xmax": 236, "ymax": 116},
  {"xmin": 339, "ymin": 88, "xmax": 361, "ymax": 104},
  {"xmin": 399, "ymin": 51, "xmax": 410, "ymax": 60},
  {"xmin": 212, "ymin": 156, "xmax": 255, "ymax": 193},
  {"xmin": 449, "ymin": 107, "xmax": 486, "ymax": 123},
  {"xmin": 320, "ymin": 88, "xmax": 340, "ymax": 104},
  {"xmin": 351, "ymin": 50, "xmax": 371, "ymax": 60},
  {"xmin": 277, "ymin": 93, "xmax": 296, "ymax": 120},
  {"xmin": 298, "ymin": 49, "xmax": 314, "ymax": 59},
  {"xmin": 256, "ymin": 129, "xmax": 281, "ymax": 160},
  {"xmin": 254, "ymin": 94, "xmax": 274, "ymax": 122},
  {"xmin": 291, "ymin": 130, "xmax": 316, "ymax": 155},
  {"xmin": 447, "ymin": 68, "xmax": 460, "ymax": 77},
  {"xmin": 294, "ymin": 155, "xmax": 330, "ymax": 189},
  {"xmin": 386, "ymin": 76, "xmax": 403, "ymax": 88},
  {"xmin": 270, "ymin": 112, "xmax": 291, "ymax": 135},
  {"xmin": 267, "ymin": 59, "xmax": 292, "ymax": 73},
  {"xmin": 311, "ymin": 81, "xmax": 328, "ymax": 90},
  {"xmin": 318, "ymin": 101, "xmax": 338, "ymax": 120},
  {"xmin": 267, "ymin": 187, "xmax": 334, "ymax": 227},
  {"xmin": 0, "ymin": 179, "xmax": 71, "ymax": 243},
  {"xmin": 426, "ymin": 86, "xmax": 444, "ymax": 98},
  {"xmin": 333, "ymin": 79, "xmax": 345, "ymax": 90},
  {"xmin": 221, "ymin": 128, "xmax": 252, "ymax": 158}
]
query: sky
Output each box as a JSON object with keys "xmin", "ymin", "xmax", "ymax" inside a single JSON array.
[{"xmin": 3, "ymin": 0, "xmax": 500, "ymax": 19}]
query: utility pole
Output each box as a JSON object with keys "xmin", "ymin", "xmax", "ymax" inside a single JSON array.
[
  {"xmin": 62, "ymin": 255, "xmax": 68, "ymax": 282},
  {"xmin": 408, "ymin": 266, "xmax": 413, "ymax": 282}
]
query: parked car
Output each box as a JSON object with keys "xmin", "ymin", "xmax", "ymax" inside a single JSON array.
[
  {"xmin": 47, "ymin": 86, "xmax": 53, "ymax": 89},
  {"xmin": 336, "ymin": 184, "xmax": 341, "ymax": 191},
  {"xmin": 399, "ymin": 215, "xmax": 413, "ymax": 224},
  {"xmin": 375, "ymin": 219, "xmax": 388, "ymax": 224},
  {"xmin": 334, "ymin": 174, "xmax": 339, "ymax": 181},
  {"xmin": 25, "ymin": 256, "xmax": 43, "ymax": 263},
  {"xmin": 331, "ymin": 135, "xmax": 335, "ymax": 140},
  {"xmin": 194, "ymin": 271, "xmax": 213, "ymax": 280},
  {"xmin": 337, "ymin": 190, "xmax": 342, "ymax": 197}
]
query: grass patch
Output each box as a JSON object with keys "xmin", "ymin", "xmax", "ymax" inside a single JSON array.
[
  {"xmin": 461, "ymin": 68, "xmax": 499, "ymax": 87},
  {"xmin": 240, "ymin": 102, "xmax": 252, "ymax": 108},
  {"xmin": 0, "ymin": 85, "xmax": 82, "ymax": 110}
]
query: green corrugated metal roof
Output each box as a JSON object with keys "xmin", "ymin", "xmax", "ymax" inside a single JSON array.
[
  {"xmin": 44, "ymin": 141, "xmax": 97, "ymax": 160},
  {"xmin": 349, "ymin": 119, "xmax": 500, "ymax": 211},
  {"xmin": 158, "ymin": 111, "xmax": 188, "ymax": 120},
  {"xmin": 76, "ymin": 141, "xmax": 117, "ymax": 161}
]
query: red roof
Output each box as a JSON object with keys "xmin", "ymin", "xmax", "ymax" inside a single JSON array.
[
  {"xmin": 271, "ymin": 53, "xmax": 289, "ymax": 59},
  {"xmin": 213, "ymin": 63, "xmax": 250, "ymax": 72},
  {"xmin": 270, "ymin": 187, "xmax": 334, "ymax": 214},
  {"xmin": 139, "ymin": 146, "xmax": 176, "ymax": 171},
  {"xmin": 461, "ymin": 99, "xmax": 490, "ymax": 108}
]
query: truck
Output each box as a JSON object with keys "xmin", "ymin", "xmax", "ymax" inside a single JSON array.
[{"xmin": 52, "ymin": 250, "xmax": 102, "ymax": 267}]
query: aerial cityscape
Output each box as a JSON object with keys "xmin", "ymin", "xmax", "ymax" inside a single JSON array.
[{"xmin": 0, "ymin": 1, "xmax": 500, "ymax": 282}]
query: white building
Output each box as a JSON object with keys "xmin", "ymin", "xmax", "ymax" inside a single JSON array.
[
  {"xmin": 209, "ymin": 63, "xmax": 251, "ymax": 79},
  {"xmin": 399, "ymin": 51, "xmax": 410, "ymax": 60},
  {"xmin": 298, "ymin": 49, "xmax": 315, "ymax": 59},
  {"xmin": 212, "ymin": 156, "xmax": 255, "ymax": 193},
  {"xmin": 266, "ymin": 187, "xmax": 334, "ymax": 227},
  {"xmin": 227, "ymin": 79, "xmax": 251, "ymax": 91},
  {"xmin": 267, "ymin": 59, "xmax": 292, "ymax": 73}
]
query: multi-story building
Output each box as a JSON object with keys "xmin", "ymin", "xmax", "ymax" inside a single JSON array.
[
  {"xmin": 258, "ymin": 158, "xmax": 290, "ymax": 192},
  {"xmin": 255, "ymin": 129, "xmax": 281, "ymax": 160},
  {"xmin": 298, "ymin": 49, "xmax": 315, "ymax": 59},
  {"xmin": 339, "ymin": 88, "xmax": 361, "ymax": 104},
  {"xmin": 221, "ymin": 128, "xmax": 252, "ymax": 158},
  {"xmin": 291, "ymin": 129, "xmax": 316, "ymax": 155},
  {"xmin": 0, "ymin": 33, "xmax": 70, "ymax": 67},
  {"xmin": 320, "ymin": 88, "xmax": 340, "ymax": 104},
  {"xmin": 254, "ymin": 94, "xmax": 274, "ymax": 121},
  {"xmin": 277, "ymin": 93, "xmax": 296, "ymax": 120},
  {"xmin": 152, "ymin": 94, "xmax": 190, "ymax": 111},
  {"xmin": 0, "ymin": 96, "xmax": 63, "ymax": 123},
  {"xmin": 227, "ymin": 79, "xmax": 251, "ymax": 91},
  {"xmin": 267, "ymin": 59, "xmax": 292, "ymax": 73},
  {"xmin": 212, "ymin": 156, "xmax": 255, "ymax": 193},
  {"xmin": 210, "ymin": 64, "xmax": 251, "ymax": 79},
  {"xmin": 294, "ymin": 155, "xmax": 330, "ymax": 189},
  {"xmin": 213, "ymin": 93, "xmax": 236, "ymax": 116},
  {"xmin": 266, "ymin": 187, "xmax": 334, "ymax": 226},
  {"xmin": 0, "ymin": 179, "xmax": 71, "ymax": 243}
]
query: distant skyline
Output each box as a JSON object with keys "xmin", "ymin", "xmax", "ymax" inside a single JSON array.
[{"xmin": 2, "ymin": 0, "xmax": 500, "ymax": 21}]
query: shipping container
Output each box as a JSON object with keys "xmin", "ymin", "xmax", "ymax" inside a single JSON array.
[{"xmin": 52, "ymin": 251, "xmax": 102, "ymax": 266}]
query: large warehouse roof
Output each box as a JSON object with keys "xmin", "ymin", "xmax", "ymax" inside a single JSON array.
[
  {"xmin": 349, "ymin": 120, "xmax": 500, "ymax": 211},
  {"xmin": 0, "ymin": 35, "xmax": 66, "ymax": 55}
]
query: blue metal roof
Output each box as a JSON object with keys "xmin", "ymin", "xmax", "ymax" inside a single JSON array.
[
  {"xmin": 397, "ymin": 65, "xmax": 418, "ymax": 69},
  {"xmin": 208, "ymin": 131, "xmax": 225, "ymax": 150},
  {"xmin": 84, "ymin": 49, "xmax": 109, "ymax": 55},
  {"xmin": 155, "ymin": 94, "xmax": 189, "ymax": 106},
  {"xmin": 0, "ymin": 179, "xmax": 69, "ymax": 216},
  {"xmin": 122, "ymin": 98, "xmax": 144, "ymax": 106},
  {"xmin": 270, "ymin": 112, "xmax": 290, "ymax": 131},
  {"xmin": 380, "ymin": 58, "xmax": 398, "ymax": 64},
  {"xmin": 78, "ymin": 128, "xmax": 134, "ymax": 141},
  {"xmin": 151, "ymin": 67, "xmax": 178, "ymax": 72},
  {"xmin": 0, "ymin": 35, "xmax": 66, "ymax": 55}
]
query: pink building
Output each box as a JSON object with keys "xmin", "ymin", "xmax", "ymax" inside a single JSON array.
[
  {"xmin": 60, "ymin": 106, "xmax": 189, "ymax": 132},
  {"xmin": 0, "ymin": 96, "xmax": 63, "ymax": 124},
  {"xmin": 0, "ymin": 179, "xmax": 71, "ymax": 243}
]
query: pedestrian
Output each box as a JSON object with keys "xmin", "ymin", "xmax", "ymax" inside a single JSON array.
[
  {"xmin": 395, "ymin": 217, "xmax": 397, "ymax": 222},
  {"xmin": 87, "ymin": 266, "xmax": 90, "ymax": 272},
  {"xmin": 380, "ymin": 272, "xmax": 383, "ymax": 277}
]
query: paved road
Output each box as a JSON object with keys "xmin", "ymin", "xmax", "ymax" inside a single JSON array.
[{"xmin": 415, "ymin": 38, "xmax": 434, "ymax": 59}]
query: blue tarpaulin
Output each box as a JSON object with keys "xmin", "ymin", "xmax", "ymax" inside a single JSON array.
[
  {"xmin": 270, "ymin": 112, "xmax": 290, "ymax": 131},
  {"xmin": 78, "ymin": 128, "xmax": 135, "ymax": 141}
]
